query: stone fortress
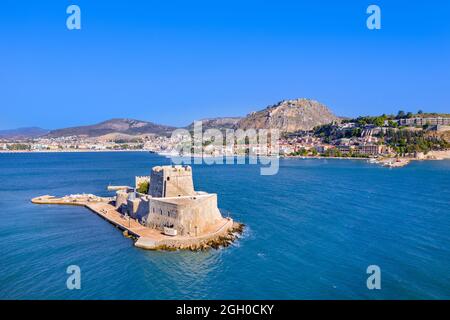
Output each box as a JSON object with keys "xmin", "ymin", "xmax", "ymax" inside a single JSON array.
[
  {"xmin": 116, "ymin": 165, "xmax": 225, "ymax": 237},
  {"xmin": 32, "ymin": 164, "xmax": 242, "ymax": 250}
]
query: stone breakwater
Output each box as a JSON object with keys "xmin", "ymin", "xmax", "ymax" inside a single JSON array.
[{"xmin": 31, "ymin": 195, "xmax": 243, "ymax": 251}]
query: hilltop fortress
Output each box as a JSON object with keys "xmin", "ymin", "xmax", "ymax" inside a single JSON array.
[{"xmin": 32, "ymin": 165, "xmax": 242, "ymax": 250}]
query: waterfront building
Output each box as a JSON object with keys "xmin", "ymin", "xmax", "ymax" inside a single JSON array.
[
  {"xmin": 398, "ymin": 117, "xmax": 450, "ymax": 126},
  {"xmin": 356, "ymin": 144, "xmax": 380, "ymax": 155},
  {"xmin": 336, "ymin": 145, "xmax": 352, "ymax": 153},
  {"xmin": 314, "ymin": 145, "xmax": 331, "ymax": 153}
]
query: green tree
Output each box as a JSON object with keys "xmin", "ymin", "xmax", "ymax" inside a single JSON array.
[
  {"xmin": 396, "ymin": 110, "xmax": 406, "ymax": 119},
  {"xmin": 137, "ymin": 181, "xmax": 149, "ymax": 194},
  {"xmin": 373, "ymin": 116, "xmax": 386, "ymax": 127}
]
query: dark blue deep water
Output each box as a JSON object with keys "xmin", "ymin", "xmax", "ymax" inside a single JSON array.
[{"xmin": 0, "ymin": 152, "xmax": 449, "ymax": 299}]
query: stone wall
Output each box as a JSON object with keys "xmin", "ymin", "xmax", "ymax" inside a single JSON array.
[
  {"xmin": 115, "ymin": 190, "xmax": 129, "ymax": 213},
  {"xmin": 148, "ymin": 167, "xmax": 164, "ymax": 197},
  {"xmin": 178, "ymin": 194, "xmax": 222, "ymax": 235},
  {"xmin": 127, "ymin": 196, "xmax": 150, "ymax": 220},
  {"xmin": 146, "ymin": 199, "xmax": 180, "ymax": 231},
  {"xmin": 144, "ymin": 194, "xmax": 223, "ymax": 236},
  {"xmin": 148, "ymin": 218, "xmax": 234, "ymax": 250},
  {"xmin": 164, "ymin": 167, "xmax": 195, "ymax": 197}
]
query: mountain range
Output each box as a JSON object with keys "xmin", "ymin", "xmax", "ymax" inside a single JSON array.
[
  {"xmin": 0, "ymin": 127, "xmax": 49, "ymax": 139},
  {"xmin": 1, "ymin": 98, "xmax": 339, "ymax": 140},
  {"xmin": 45, "ymin": 118, "xmax": 175, "ymax": 138}
]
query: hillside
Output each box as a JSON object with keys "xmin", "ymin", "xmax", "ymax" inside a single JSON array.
[
  {"xmin": 185, "ymin": 117, "xmax": 242, "ymax": 131},
  {"xmin": 237, "ymin": 98, "xmax": 339, "ymax": 132},
  {"xmin": 46, "ymin": 118, "xmax": 175, "ymax": 138},
  {"xmin": 0, "ymin": 127, "xmax": 49, "ymax": 139},
  {"xmin": 6, "ymin": 99, "xmax": 340, "ymax": 139}
]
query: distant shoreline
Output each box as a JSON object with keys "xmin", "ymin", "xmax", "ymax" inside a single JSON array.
[
  {"xmin": 0, "ymin": 149, "xmax": 149, "ymax": 154},
  {"xmin": 283, "ymin": 155, "xmax": 369, "ymax": 160},
  {"xmin": 1, "ymin": 149, "xmax": 449, "ymax": 165}
]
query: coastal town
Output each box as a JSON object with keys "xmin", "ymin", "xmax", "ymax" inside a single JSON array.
[
  {"xmin": 280, "ymin": 113, "xmax": 450, "ymax": 166},
  {"xmin": 2, "ymin": 111, "xmax": 450, "ymax": 168}
]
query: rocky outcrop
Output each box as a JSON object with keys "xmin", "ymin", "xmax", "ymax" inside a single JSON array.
[
  {"xmin": 237, "ymin": 98, "xmax": 339, "ymax": 132},
  {"xmin": 185, "ymin": 117, "xmax": 242, "ymax": 131}
]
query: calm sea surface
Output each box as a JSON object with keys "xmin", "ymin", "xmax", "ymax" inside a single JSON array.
[{"xmin": 0, "ymin": 152, "xmax": 449, "ymax": 299}]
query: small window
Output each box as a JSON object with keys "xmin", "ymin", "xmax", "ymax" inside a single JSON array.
[{"xmin": 167, "ymin": 177, "xmax": 170, "ymax": 181}]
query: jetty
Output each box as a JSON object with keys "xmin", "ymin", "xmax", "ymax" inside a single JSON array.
[{"xmin": 373, "ymin": 157, "xmax": 411, "ymax": 168}]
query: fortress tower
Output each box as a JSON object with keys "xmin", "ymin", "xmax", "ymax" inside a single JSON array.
[
  {"xmin": 146, "ymin": 165, "xmax": 223, "ymax": 236},
  {"xmin": 149, "ymin": 165, "xmax": 195, "ymax": 198},
  {"xmin": 118, "ymin": 165, "xmax": 226, "ymax": 237}
]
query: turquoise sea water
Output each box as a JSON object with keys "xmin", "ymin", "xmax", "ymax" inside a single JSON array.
[{"xmin": 0, "ymin": 152, "xmax": 449, "ymax": 299}]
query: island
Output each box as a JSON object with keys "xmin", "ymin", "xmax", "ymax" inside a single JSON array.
[{"xmin": 32, "ymin": 165, "xmax": 244, "ymax": 251}]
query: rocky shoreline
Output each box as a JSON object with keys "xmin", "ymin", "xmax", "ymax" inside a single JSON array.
[
  {"xmin": 283, "ymin": 151, "xmax": 450, "ymax": 168},
  {"xmin": 154, "ymin": 222, "xmax": 245, "ymax": 251}
]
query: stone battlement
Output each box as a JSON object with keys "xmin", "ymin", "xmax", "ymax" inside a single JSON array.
[{"xmin": 152, "ymin": 165, "xmax": 192, "ymax": 173}]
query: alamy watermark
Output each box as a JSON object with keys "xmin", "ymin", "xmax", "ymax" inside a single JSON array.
[
  {"xmin": 65, "ymin": 4, "xmax": 381, "ymax": 31},
  {"xmin": 66, "ymin": 5, "xmax": 81, "ymax": 30},
  {"xmin": 168, "ymin": 121, "xmax": 280, "ymax": 175},
  {"xmin": 366, "ymin": 4, "xmax": 381, "ymax": 30},
  {"xmin": 366, "ymin": 265, "xmax": 381, "ymax": 290},
  {"xmin": 66, "ymin": 265, "xmax": 81, "ymax": 290}
]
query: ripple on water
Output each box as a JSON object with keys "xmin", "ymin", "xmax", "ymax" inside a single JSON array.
[{"xmin": 0, "ymin": 153, "xmax": 449, "ymax": 299}]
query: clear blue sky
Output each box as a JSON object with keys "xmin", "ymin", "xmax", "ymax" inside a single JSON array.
[{"xmin": 0, "ymin": 0, "xmax": 449, "ymax": 129}]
